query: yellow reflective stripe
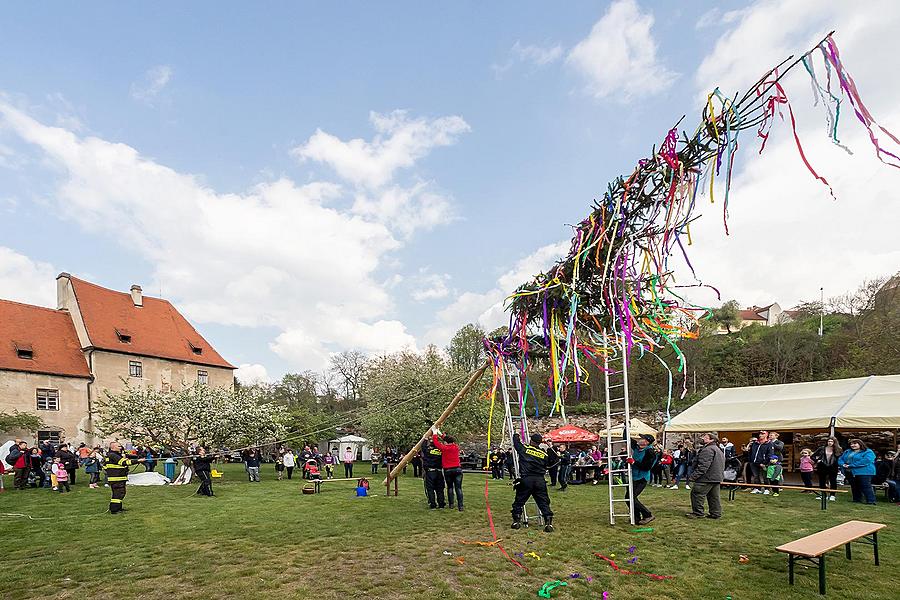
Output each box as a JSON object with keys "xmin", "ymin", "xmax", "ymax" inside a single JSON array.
[
  {"xmin": 107, "ymin": 477, "xmax": 128, "ymax": 481},
  {"xmin": 110, "ymin": 499, "xmax": 123, "ymax": 503}
]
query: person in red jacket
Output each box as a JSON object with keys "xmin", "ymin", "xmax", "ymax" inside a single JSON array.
[
  {"xmin": 7, "ymin": 440, "xmax": 30, "ymax": 490},
  {"xmin": 432, "ymin": 427, "xmax": 463, "ymax": 511}
]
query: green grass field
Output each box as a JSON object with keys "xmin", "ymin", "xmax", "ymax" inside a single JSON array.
[{"xmin": 1, "ymin": 463, "xmax": 897, "ymax": 600}]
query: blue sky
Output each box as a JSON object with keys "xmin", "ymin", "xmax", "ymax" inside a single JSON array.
[{"xmin": 2, "ymin": 1, "xmax": 898, "ymax": 382}]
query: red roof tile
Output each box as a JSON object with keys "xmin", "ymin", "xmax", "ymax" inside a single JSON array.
[
  {"xmin": 0, "ymin": 299, "xmax": 91, "ymax": 378},
  {"xmin": 739, "ymin": 309, "xmax": 765, "ymax": 321},
  {"xmin": 69, "ymin": 277, "xmax": 234, "ymax": 369}
]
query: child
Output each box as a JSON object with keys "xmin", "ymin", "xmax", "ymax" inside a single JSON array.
[
  {"xmin": 52, "ymin": 457, "xmax": 70, "ymax": 493},
  {"xmin": 84, "ymin": 451, "xmax": 101, "ymax": 489},
  {"xmin": 42, "ymin": 457, "xmax": 54, "ymax": 489},
  {"xmin": 798, "ymin": 448, "xmax": 815, "ymax": 492},
  {"xmin": 323, "ymin": 452, "xmax": 335, "ymax": 479},
  {"xmin": 765, "ymin": 455, "xmax": 783, "ymax": 497}
]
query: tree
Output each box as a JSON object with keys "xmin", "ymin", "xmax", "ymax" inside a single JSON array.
[
  {"xmin": 447, "ymin": 323, "xmax": 486, "ymax": 371},
  {"xmin": 0, "ymin": 411, "xmax": 44, "ymax": 433},
  {"xmin": 92, "ymin": 383, "xmax": 287, "ymax": 452},
  {"xmin": 359, "ymin": 347, "xmax": 490, "ymax": 448},
  {"xmin": 329, "ymin": 350, "xmax": 369, "ymax": 406},
  {"xmin": 711, "ymin": 299, "xmax": 741, "ymax": 333}
]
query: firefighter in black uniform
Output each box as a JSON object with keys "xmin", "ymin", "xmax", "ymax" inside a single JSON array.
[
  {"xmin": 421, "ymin": 439, "xmax": 446, "ymax": 509},
  {"xmin": 511, "ymin": 432, "xmax": 554, "ymax": 532},
  {"xmin": 104, "ymin": 442, "xmax": 144, "ymax": 513}
]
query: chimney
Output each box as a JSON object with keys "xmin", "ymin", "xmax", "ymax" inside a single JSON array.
[
  {"xmin": 56, "ymin": 272, "xmax": 72, "ymax": 310},
  {"xmin": 130, "ymin": 285, "xmax": 143, "ymax": 307}
]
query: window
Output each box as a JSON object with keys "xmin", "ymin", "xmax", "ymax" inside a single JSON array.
[
  {"xmin": 189, "ymin": 341, "xmax": 203, "ymax": 356},
  {"xmin": 116, "ymin": 328, "xmax": 132, "ymax": 344},
  {"xmin": 36, "ymin": 389, "xmax": 59, "ymax": 411},
  {"xmin": 37, "ymin": 430, "xmax": 61, "ymax": 445},
  {"xmin": 198, "ymin": 370, "xmax": 209, "ymax": 385},
  {"xmin": 129, "ymin": 360, "xmax": 143, "ymax": 378},
  {"xmin": 14, "ymin": 341, "xmax": 33, "ymax": 360}
]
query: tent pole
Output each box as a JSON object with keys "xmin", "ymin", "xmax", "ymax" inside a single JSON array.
[
  {"xmin": 382, "ymin": 363, "xmax": 488, "ymax": 487},
  {"xmin": 829, "ymin": 417, "xmax": 835, "ymax": 438}
]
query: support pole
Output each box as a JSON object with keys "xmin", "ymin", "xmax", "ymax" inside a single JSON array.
[{"xmin": 383, "ymin": 363, "xmax": 488, "ymax": 486}]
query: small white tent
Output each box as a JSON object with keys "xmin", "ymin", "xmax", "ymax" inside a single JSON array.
[{"xmin": 328, "ymin": 435, "xmax": 372, "ymax": 461}]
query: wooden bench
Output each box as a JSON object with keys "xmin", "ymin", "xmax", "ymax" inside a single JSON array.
[
  {"xmin": 775, "ymin": 520, "xmax": 886, "ymax": 595},
  {"xmin": 724, "ymin": 482, "xmax": 847, "ymax": 510}
]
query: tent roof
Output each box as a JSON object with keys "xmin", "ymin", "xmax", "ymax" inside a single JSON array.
[
  {"xmin": 545, "ymin": 425, "xmax": 599, "ymax": 443},
  {"xmin": 598, "ymin": 418, "xmax": 658, "ymax": 437},
  {"xmin": 666, "ymin": 375, "xmax": 900, "ymax": 432},
  {"xmin": 330, "ymin": 435, "xmax": 369, "ymax": 443}
]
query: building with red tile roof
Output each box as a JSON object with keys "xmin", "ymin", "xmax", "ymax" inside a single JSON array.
[{"xmin": 0, "ymin": 274, "xmax": 235, "ymax": 446}]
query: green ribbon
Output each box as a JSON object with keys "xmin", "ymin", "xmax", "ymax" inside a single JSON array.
[{"xmin": 537, "ymin": 580, "xmax": 568, "ymax": 598}]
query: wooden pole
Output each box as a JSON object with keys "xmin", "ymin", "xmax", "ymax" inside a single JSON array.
[{"xmin": 383, "ymin": 362, "xmax": 488, "ymax": 486}]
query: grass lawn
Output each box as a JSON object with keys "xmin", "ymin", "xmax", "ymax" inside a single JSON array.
[{"xmin": 1, "ymin": 463, "xmax": 897, "ymax": 599}]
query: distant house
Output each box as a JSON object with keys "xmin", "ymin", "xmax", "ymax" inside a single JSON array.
[
  {"xmin": 719, "ymin": 302, "xmax": 796, "ymax": 334},
  {"xmin": 1, "ymin": 273, "xmax": 235, "ymax": 446}
]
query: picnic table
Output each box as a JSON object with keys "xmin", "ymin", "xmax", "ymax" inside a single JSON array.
[
  {"xmin": 724, "ymin": 481, "xmax": 847, "ymax": 510},
  {"xmin": 775, "ymin": 520, "xmax": 886, "ymax": 595}
]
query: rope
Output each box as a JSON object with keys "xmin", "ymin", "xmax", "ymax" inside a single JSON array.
[{"xmin": 134, "ymin": 368, "xmax": 477, "ymax": 462}]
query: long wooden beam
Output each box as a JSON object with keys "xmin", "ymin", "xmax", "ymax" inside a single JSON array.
[{"xmin": 383, "ymin": 362, "xmax": 488, "ymax": 486}]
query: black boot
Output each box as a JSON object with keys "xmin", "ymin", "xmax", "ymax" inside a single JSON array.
[
  {"xmin": 511, "ymin": 515, "xmax": 522, "ymax": 530},
  {"xmin": 543, "ymin": 516, "xmax": 554, "ymax": 533}
]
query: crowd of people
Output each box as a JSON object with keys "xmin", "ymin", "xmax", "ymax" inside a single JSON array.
[{"xmin": 0, "ymin": 438, "xmax": 162, "ymax": 492}]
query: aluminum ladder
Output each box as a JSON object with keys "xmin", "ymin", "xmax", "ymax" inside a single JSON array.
[
  {"xmin": 498, "ymin": 360, "xmax": 544, "ymax": 527},
  {"xmin": 603, "ymin": 332, "xmax": 635, "ymax": 525}
]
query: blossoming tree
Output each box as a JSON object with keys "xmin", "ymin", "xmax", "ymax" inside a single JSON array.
[{"xmin": 92, "ymin": 382, "xmax": 287, "ymax": 452}]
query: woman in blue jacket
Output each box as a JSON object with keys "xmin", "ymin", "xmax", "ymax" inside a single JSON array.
[{"xmin": 841, "ymin": 438, "xmax": 877, "ymax": 505}]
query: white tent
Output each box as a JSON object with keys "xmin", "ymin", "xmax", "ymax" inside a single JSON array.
[
  {"xmin": 328, "ymin": 435, "xmax": 372, "ymax": 461},
  {"xmin": 666, "ymin": 375, "xmax": 900, "ymax": 432}
]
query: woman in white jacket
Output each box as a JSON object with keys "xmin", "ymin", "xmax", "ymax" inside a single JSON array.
[{"xmin": 282, "ymin": 448, "xmax": 296, "ymax": 480}]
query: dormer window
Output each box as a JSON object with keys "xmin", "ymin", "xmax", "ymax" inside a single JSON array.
[
  {"xmin": 115, "ymin": 328, "xmax": 132, "ymax": 344},
  {"xmin": 188, "ymin": 341, "xmax": 203, "ymax": 356},
  {"xmin": 14, "ymin": 341, "xmax": 33, "ymax": 360}
]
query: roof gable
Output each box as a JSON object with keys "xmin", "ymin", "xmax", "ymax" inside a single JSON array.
[
  {"xmin": 0, "ymin": 299, "xmax": 91, "ymax": 378},
  {"xmin": 69, "ymin": 277, "xmax": 234, "ymax": 369}
]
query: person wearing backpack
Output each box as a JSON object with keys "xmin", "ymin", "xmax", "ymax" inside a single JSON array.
[{"xmin": 6, "ymin": 440, "xmax": 30, "ymax": 490}]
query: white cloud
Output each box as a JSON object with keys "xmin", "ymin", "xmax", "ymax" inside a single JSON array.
[
  {"xmin": 410, "ymin": 270, "xmax": 451, "ymax": 302},
  {"xmin": 130, "ymin": 65, "xmax": 173, "ymax": 105},
  {"xmin": 351, "ymin": 183, "xmax": 456, "ymax": 239},
  {"xmin": 695, "ymin": 7, "xmax": 748, "ymax": 30},
  {"xmin": 0, "ymin": 246, "xmax": 57, "ymax": 307},
  {"xmin": 424, "ymin": 241, "xmax": 569, "ymax": 345},
  {"xmin": 293, "ymin": 110, "xmax": 470, "ymax": 189},
  {"xmin": 567, "ymin": 0, "xmax": 677, "ymax": 100},
  {"xmin": 0, "ymin": 101, "xmax": 431, "ymax": 370},
  {"xmin": 235, "ymin": 363, "xmax": 270, "ymax": 385},
  {"xmin": 681, "ymin": 0, "xmax": 900, "ymax": 310},
  {"xmin": 493, "ymin": 41, "xmax": 563, "ymax": 75}
]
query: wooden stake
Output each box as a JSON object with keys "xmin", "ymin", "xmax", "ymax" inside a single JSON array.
[{"xmin": 383, "ymin": 362, "xmax": 488, "ymax": 486}]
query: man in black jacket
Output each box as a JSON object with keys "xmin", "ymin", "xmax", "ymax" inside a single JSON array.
[
  {"xmin": 511, "ymin": 432, "xmax": 554, "ymax": 532},
  {"xmin": 747, "ymin": 431, "xmax": 772, "ymax": 492},
  {"xmin": 193, "ymin": 447, "xmax": 215, "ymax": 497},
  {"xmin": 421, "ymin": 439, "xmax": 445, "ymax": 509},
  {"xmin": 686, "ymin": 433, "xmax": 726, "ymax": 519}
]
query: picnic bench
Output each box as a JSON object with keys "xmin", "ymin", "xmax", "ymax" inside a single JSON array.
[
  {"xmin": 775, "ymin": 520, "xmax": 886, "ymax": 595},
  {"xmin": 724, "ymin": 482, "xmax": 847, "ymax": 510}
]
